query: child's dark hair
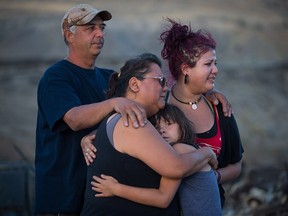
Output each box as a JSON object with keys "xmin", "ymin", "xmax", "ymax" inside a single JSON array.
[{"xmin": 150, "ymin": 104, "xmax": 198, "ymax": 148}]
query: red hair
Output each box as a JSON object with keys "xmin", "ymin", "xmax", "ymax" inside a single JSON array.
[{"xmin": 160, "ymin": 18, "xmax": 216, "ymax": 80}]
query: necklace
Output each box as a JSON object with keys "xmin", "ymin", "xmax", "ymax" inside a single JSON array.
[{"xmin": 171, "ymin": 86, "xmax": 202, "ymax": 110}]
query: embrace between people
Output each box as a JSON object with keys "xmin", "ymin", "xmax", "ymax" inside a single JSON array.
[{"xmin": 35, "ymin": 3, "xmax": 244, "ymax": 216}]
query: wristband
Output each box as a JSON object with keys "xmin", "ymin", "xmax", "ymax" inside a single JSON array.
[{"xmin": 215, "ymin": 170, "xmax": 221, "ymax": 183}]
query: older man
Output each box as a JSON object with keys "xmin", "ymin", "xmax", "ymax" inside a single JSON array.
[{"xmin": 35, "ymin": 4, "xmax": 146, "ymax": 215}]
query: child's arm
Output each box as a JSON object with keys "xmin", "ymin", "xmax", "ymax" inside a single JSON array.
[
  {"xmin": 92, "ymin": 174, "xmax": 181, "ymax": 208},
  {"xmin": 91, "ymin": 143, "xmax": 207, "ymax": 207}
]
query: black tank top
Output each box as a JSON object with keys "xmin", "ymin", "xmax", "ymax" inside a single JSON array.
[{"xmin": 81, "ymin": 114, "xmax": 180, "ymax": 216}]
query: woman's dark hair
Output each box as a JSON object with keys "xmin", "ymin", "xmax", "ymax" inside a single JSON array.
[
  {"xmin": 160, "ymin": 18, "xmax": 216, "ymax": 80},
  {"xmin": 150, "ymin": 104, "xmax": 198, "ymax": 147},
  {"xmin": 106, "ymin": 53, "xmax": 162, "ymax": 98}
]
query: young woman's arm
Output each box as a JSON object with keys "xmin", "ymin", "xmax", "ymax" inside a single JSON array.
[{"xmin": 216, "ymin": 160, "xmax": 243, "ymax": 184}]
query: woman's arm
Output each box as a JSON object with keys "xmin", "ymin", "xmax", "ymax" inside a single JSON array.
[
  {"xmin": 216, "ymin": 160, "xmax": 243, "ymax": 184},
  {"xmin": 81, "ymin": 130, "xmax": 97, "ymax": 166},
  {"xmin": 91, "ymin": 143, "xmax": 199, "ymax": 207},
  {"xmin": 92, "ymin": 174, "xmax": 181, "ymax": 208},
  {"xmin": 114, "ymin": 121, "xmax": 217, "ymax": 179},
  {"xmin": 80, "ymin": 98, "xmax": 149, "ymax": 165}
]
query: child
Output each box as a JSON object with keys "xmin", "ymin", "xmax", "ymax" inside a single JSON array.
[{"xmin": 92, "ymin": 104, "xmax": 222, "ymax": 216}]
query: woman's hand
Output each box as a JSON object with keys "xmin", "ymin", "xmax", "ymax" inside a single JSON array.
[
  {"xmin": 81, "ymin": 131, "xmax": 97, "ymax": 166},
  {"xmin": 207, "ymin": 148, "xmax": 218, "ymax": 170},
  {"xmin": 92, "ymin": 174, "xmax": 119, "ymax": 197},
  {"xmin": 81, "ymin": 98, "xmax": 147, "ymax": 166},
  {"xmin": 205, "ymin": 89, "xmax": 232, "ymax": 117}
]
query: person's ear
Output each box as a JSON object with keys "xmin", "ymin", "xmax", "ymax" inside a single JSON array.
[
  {"xmin": 128, "ymin": 77, "xmax": 140, "ymax": 93},
  {"xmin": 180, "ymin": 63, "xmax": 189, "ymax": 74},
  {"xmin": 65, "ymin": 30, "xmax": 75, "ymax": 44}
]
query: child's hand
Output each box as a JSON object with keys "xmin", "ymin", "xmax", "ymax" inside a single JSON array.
[{"xmin": 92, "ymin": 174, "xmax": 119, "ymax": 197}]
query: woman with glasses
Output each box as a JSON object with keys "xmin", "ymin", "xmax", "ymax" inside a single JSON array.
[
  {"xmin": 80, "ymin": 53, "xmax": 217, "ymax": 216},
  {"xmin": 83, "ymin": 18, "xmax": 243, "ymax": 214},
  {"xmin": 91, "ymin": 104, "xmax": 222, "ymax": 216}
]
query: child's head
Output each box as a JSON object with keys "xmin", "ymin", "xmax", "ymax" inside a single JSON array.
[{"xmin": 151, "ymin": 104, "xmax": 196, "ymax": 145}]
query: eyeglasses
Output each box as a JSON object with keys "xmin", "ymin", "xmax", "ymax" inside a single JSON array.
[{"xmin": 142, "ymin": 76, "xmax": 167, "ymax": 88}]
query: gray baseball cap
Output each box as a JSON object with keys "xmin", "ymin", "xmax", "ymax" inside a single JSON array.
[{"xmin": 61, "ymin": 4, "xmax": 112, "ymax": 35}]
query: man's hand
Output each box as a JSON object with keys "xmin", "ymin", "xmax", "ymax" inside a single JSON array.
[
  {"xmin": 114, "ymin": 98, "xmax": 147, "ymax": 128},
  {"xmin": 205, "ymin": 89, "xmax": 232, "ymax": 117},
  {"xmin": 81, "ymin": 131, "xmax": 97, "ymax": 166}
]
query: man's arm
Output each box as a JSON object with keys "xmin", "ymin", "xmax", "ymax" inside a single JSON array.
[{"xmin": 64, "ymin": 97, "xmax": 147, "ymax": 131}]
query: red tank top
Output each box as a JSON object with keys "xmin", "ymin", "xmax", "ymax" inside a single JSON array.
[{"xmin": 195, "ymin": 102, "xmax": 222, "ymax": 157}]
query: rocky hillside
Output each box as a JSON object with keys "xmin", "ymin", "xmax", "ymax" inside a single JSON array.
[
  {"xmin": 1, "ymin": 0, "xmax": 288, "ymax": 167},
  {"xmin": 1, "ymin": 0, "xmax": 287, "ymax": 168}
]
